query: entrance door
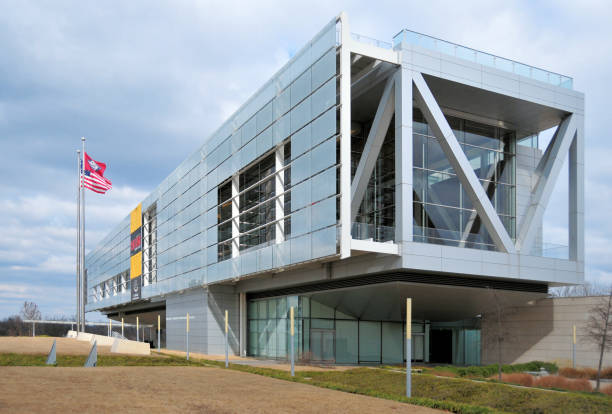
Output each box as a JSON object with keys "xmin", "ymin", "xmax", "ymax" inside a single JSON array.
[
  {"xmin": 430, "ymin": 329, "xmax": 453, "ymax": 364},
  {"xmin": 311, "ymin": 329, "xmax": 335, "ymax": 362}
]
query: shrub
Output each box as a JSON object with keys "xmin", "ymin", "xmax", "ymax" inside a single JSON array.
[
  {"xmin": 559, "ymin": 367, "xmax": 596, "ymax": 379},
  {"xmin": 497, "ymin": 373, "xmax": 534, "ymax": 387},
  {"xmin": 601, "ymin": 384, "xmax": 612, "ymax": 395},
  {"xmin": 600, "ymin": 367, "xmax": 612, "ymax": 379},
  {"xmin": 535, "ymin": 375, "xmax": 592, "ymax": 392}
]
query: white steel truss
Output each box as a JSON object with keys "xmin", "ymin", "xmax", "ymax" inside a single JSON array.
[
  {"xmin": 515, "ymin": 114, "xmax": 578, "ymax": 255},
  {"xmin": 351, "ymin": 75, "xmax": 395, "ymax": 222},
  {"xmin": 412, "ymin": 72, "xmax": 516, "ymax": 253}
]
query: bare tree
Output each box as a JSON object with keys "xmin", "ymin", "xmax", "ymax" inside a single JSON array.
[
  {"xmin": 480, "ymin": 288, "xmax": 514, "ymax": 380},
  {"xmin": 584, "ymin": 288, "xmax": 612, "ymax": 392},
  {"xmin": 20, "ymin": 301, "xmax": 41, "ymax": 321},
  {"xmin": 549, "ymin": 282, "xmax": 608, "ymax": 298}
]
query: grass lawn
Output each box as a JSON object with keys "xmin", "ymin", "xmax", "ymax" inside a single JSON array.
[{"xmin": 2, "ymin": 352, "xmax": 611, "ymax": 414}]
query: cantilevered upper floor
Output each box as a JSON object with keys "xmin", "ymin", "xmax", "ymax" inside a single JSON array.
[{"xmin": 85, "ymin": 13, "xmax": 584, "ymax": 313}]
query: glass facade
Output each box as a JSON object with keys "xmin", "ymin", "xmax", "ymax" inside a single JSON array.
[
  {"xmin": 413, "ymin": 108, "xmax": 516, "ymax": 250},
  {"xmin": 247, "ymin": 295, "xmax": 430, "ymax": 364},
  {"xmin": 86, "ymin": 19, "xmax": 340, "ymax": 311},
  {"xmin": 351, "ymin": 120, "xmax": 396, "ymax": 242}
]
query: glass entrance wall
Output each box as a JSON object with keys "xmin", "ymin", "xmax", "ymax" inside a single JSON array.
[{"xmin": 247, "ymin": 295, "xmax": 433, "ymax": 365}]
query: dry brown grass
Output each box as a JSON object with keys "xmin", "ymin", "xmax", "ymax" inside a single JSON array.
[
  {"xmin": 536, "ymin": 375, "xmax": 593, "ymax": 392},
  {"xmin": 497, "ymin": 373, "xmax": 535, "ymax": 387},
  {"xmin": 559, "ymin": 367, "xmax": 598, "ymax": 379},
  {"xmin": 601, "ymin": 384, "xmax": 612, "ymax": 395}
]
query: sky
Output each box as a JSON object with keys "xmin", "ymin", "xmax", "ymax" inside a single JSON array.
[{"xmin": 1, "ymin": 0, "xmax": 611, "ymax": 319}]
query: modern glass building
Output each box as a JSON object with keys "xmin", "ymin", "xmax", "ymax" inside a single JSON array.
[{"xmin": 86, "ymin": 13, "xmax": 584, "ymax": 365}]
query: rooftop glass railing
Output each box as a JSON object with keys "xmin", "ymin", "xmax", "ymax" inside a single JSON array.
[
  {"xmin": 351, "ymin": 33, "xmax": 392, "ymax": 50},
  {"xmin": 393, "ymin": 29, "xmax": 573, "ymax": 89}
]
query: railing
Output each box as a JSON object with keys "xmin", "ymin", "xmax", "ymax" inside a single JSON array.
[
  {"xmin": 351, "ymin": 222, "xmax": 395, "ymax": 242},
  {"xmin": 393, "ymin": 29, "xmax": 573, "ymax": 89},
  {"xmin": 536, "ymin": 242, "xmax": 569, "ymax": 260},
  {"xmin": 351, "ymin": 33, "xmax": 392, "ymax": 50}
]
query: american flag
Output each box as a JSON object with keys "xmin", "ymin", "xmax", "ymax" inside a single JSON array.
[{"xmin": 81, "ymin": 152, "xmax": 112, "ymax": 194}]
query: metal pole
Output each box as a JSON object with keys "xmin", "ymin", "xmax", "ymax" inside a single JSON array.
[
  {"xmin": 121, "ymin": 317, "xmax": 124, "ymax": 337},
  {"xmin": 406, "ymin": 298, "xmax": 412, "ymax": 398},
  {"xmin": 80, "ymin": 137, "xmax": 86, "ymax": 332},
  {"xmin": 573, "ymin": 325, "xmax": 576, "ymax": 368},
  {"xmin": 290, "ymin": 306, "xmax": 295, "ymax": 377},
  {"xmin": 225, "ymin": 310, "xmax": 228, "ymax": 368},
  {"xmin": 136, "ymin": 316, "xmax": 139, "ymax": 342},
  {"xmin": 76, "ymin": 149, "xmax": 81, "ymax": 333},
  {"xmin": 109, "ymin": 319, "xmax": 112, "ymax": 336},
  {"xmin": 158, "ymin": 314, "xmax": 161, "ymax": 351},
  {"xmin": 186, "ymin": 312, "xmax": 189, "ymax": 361},
  {"xmin": 32, "ymin": 321, "xmax": 35, "ymax": 337}
]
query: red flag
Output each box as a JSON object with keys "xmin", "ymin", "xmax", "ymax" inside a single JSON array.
[{"xmin": 81, "ymin": 152, "xmax": 112, "ymax": 194}]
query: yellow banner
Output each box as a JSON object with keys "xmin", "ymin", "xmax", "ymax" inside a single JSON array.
[
  {"xmin": 130, "ymin": 251, "xmax": 142, "ymax": 279},
  {"xmin": 130, "ymin": 203, "xmax": 142, "ymax": 233}
]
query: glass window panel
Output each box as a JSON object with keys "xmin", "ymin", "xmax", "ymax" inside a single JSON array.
[
  {"xmin": 240, "ymin": 139, "xmax": 257, "ymax": 168},
  {"xmin": 256, "ymin": 127, "xmax": 273, "ymax": 157},
  {"xmin": 274, "ymin": 88, "xmax": 291, "ymax": 120},
  {"xmin": 273, "ymin": 240, "xmax": 289, "ymax": 268},
  {"xmin": 277, "ymin": 297, "xmax": 287, "ymax": 319},
  {"xmin": 359, "ymin": 321, "xmax": 381, "ymax": 363},
  {"xmin": 291, "ymin": 69, "xmax": 312, "ymax": 108},
  {"xmin": 311, "ymin": 318, "xmax": 334, "ymax": 329},
  {"xmin": 311, "ymin": 168, "xmax": 336, "ymax": 203},
  {"xmin": 463, "ymin": 145, "xmax": 496, "ymax": 180},
  {"xmin": 425, "ymin": 171, "xmax": 460, "ymax": 208},
  {"xmin": 291, "ymin": 180, "xmax": 311, "ymax": 211},
  {"xmin": 273, "ymin": 113, "xmax": 291, "ymax": 145},
  {"xmin": 495, "ymin": 183, "xmax": 515, "ymax": 217},
  {"xmin": 336, "ymin": 320, "xmax": 358, "ymax": 364},
  {"xmin": 290, "ymin": 233, "xmax": 311, "ymax": 264},
  {"xmin": 311, "ymin": 107, "xmax": 337, "ymax": 146},
  {"xmin": 256, "ymin": 101, "xmax": 273, "ymax": 134},
  {"xmin": 464, "ymin": 120, "xmax": 499, "ymax": 150},
  {"xmin": 310, "ymin": 22, "xmax": 335, "ymax": 61},
  {"xmin": 310, "ymin": 138, "xmax": 336, "ymax": 174},
  {"xmin": 258, "ymin": 300, "xmax": 268, "ymax": 319},
  {"xmin": 291, "ymin": 123, "xmax": 311, "ymax": 159},
  {"xmin": 242, "ymin": 116, "xmax": 257, "ymax": 145},
  {"xmin": 422, "ymin": 203, "xmax": 461, "ymax": 241},
  {"xmin": 248, "ymin": 300, "xmax": 258, "ymax": 319},
  {"xmin": 426, "ymin": 136, "xmax": 454, "ymax": 173},
  {"xmin": 497, "ymin": 153, "xmax": 514, "ymax": 185},
  {"xmin": 311, "ymin": 226, "xmax": 337, "ymax": 258},
  {"xmin": 291, "ymin": 206, "xmax": 311, "ymax": 237},
  {"xmin": 311, "ymin": 48, "xmax": 336, "ymax": 91},
  {"xmin": 413, "ymin": 133, "xmax": 425, "ymax": 168},
  {"xmin": 311, "ymin": 77, "xmax": 336, "ymax": 118},
  {"xmin": 291, "ymin": 152, "xmax": 311, "ymax": 184},
  {"xmin": 291, "ymin": 97, "xmax": 312, "ymax": 134},
  {"xmin": 382, "ymin": 322, "xmax": 403, "ymax": 364},
  {"xmin": 311, "ymin": 197, "xmax": 336, "ymax": 231}
]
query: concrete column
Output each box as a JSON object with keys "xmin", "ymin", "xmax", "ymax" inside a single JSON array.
[
  {"xmin": 394, "ymin": 67, "xmax": 413, "ymax": 249},
  {"xmin": 339, "ymin": 12, "xmax": 352, "ymax": 258},
  {"xmin": 569, "ymin": 114, "xmax": 584, "ymax": 263}
]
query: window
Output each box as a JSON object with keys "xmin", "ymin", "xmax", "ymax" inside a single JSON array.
[{"xmin": 412, "ymin": 108, "xmax": 516, "ymax": 250}]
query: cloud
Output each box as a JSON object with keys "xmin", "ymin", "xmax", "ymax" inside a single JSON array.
[{"xmin": 1, "ymin": 1, "xmax": 612, "ymax": 318}]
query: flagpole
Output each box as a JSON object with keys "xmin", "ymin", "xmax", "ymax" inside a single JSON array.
[
  {"xmin": 81, "ymin": 137, "xmax": 86, "ymax": 332},
  {"xmin": 76, "ymin": 149, "xmax": 81, "ymax": 333}
]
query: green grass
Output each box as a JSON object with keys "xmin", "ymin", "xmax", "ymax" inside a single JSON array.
[
  {"xmin": 0, "ymin": 352, "xmax": 210, "ymax": 367},
  {"xmin": 2, "ymin": 352, "xmax": 610, "ymax": 414}
]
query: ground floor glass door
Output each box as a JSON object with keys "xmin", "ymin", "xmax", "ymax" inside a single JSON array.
[{"xmin": 310, "ymin": 329, "xmax": 335, "ymax": 362}]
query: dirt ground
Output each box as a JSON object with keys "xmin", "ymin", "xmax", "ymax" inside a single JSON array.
[
  {"xmin": 0, "ymin": 366, "xmax": 441, "ymax": 413},
  {"xmin": 0, "ymin": 337, "xmax": 114, "ymax": 355}
]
